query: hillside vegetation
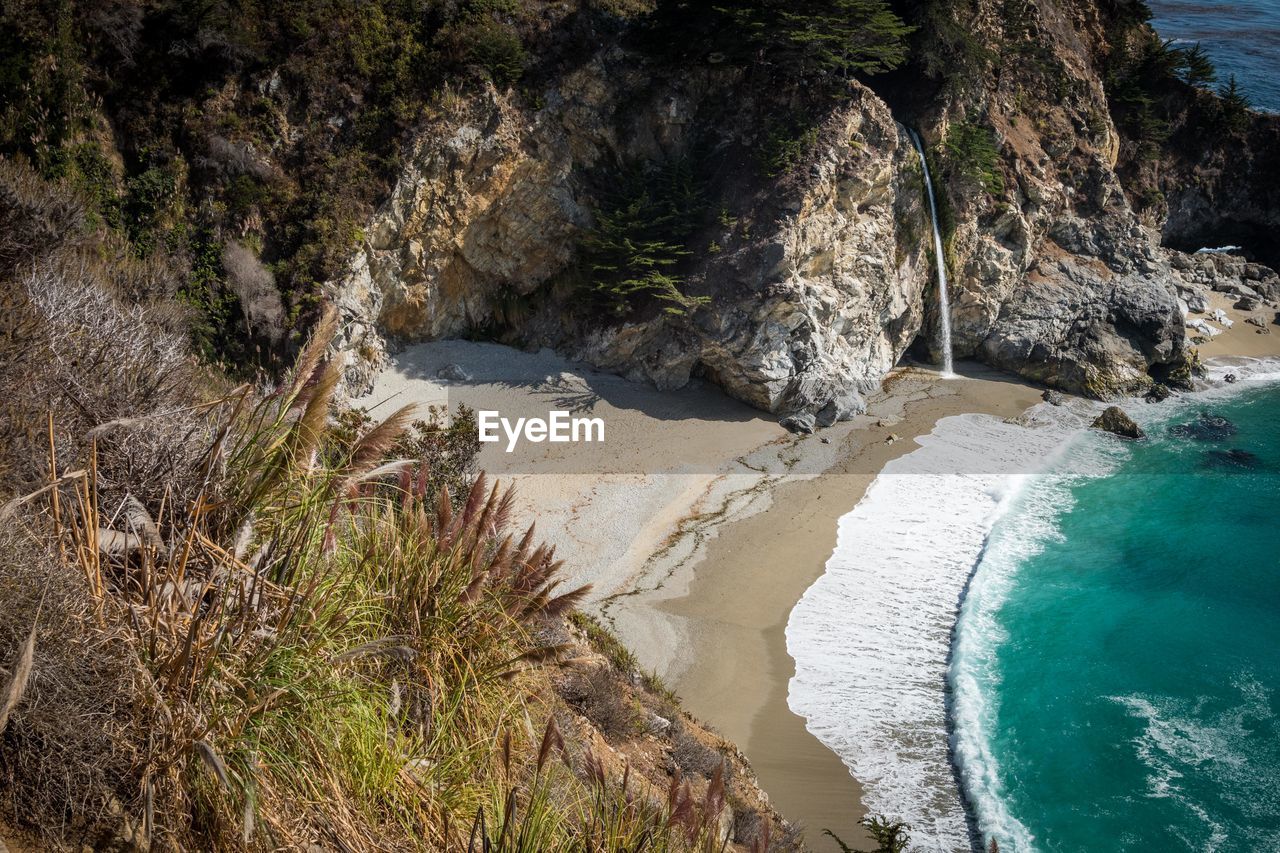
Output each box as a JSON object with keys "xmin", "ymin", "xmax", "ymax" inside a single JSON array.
[{"xmin": 0, "ymin": 161, "xmax": 794, "ymax": 851}]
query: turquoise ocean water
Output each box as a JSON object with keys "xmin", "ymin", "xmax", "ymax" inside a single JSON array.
[{"xmin": 952, "ymin": 380, "xmax": 1280, "ymax": 851}]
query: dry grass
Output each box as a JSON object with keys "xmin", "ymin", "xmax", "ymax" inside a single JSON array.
[
  {"xmin": 0, "ymin": 302, "xmax": 792, "ymax": 851},
  {"xmin": 0, "ymin": 157, "xmax": 795, "ymax": 853}
]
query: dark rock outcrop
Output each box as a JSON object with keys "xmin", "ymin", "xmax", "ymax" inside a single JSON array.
[
  {"xmin": 1092, "ymin": 406, "xmax": 1145, "ymax": 440},
  {"xmin": 1203, "ymin": 448, "xmax": 1262, "ymax": 471}
]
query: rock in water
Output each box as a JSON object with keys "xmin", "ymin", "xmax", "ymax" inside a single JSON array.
[
  {"xmin": 1091, "ymin": 406, "xmax": 1145, "ymax": 440},
  {"xmin": 1169, "ymin": 412, "xmax": 1238, "ymax": 440},
  {"xmin": 1042, "ymin": 389, "xmax": 1068, "ymax": 406},
  {"xmin": 1144, "ymin": 383, "xmax": 1171, "ymax": 403},
  {"xmin": 1203, "ymin": 448, "xmax": 1262, "ymax": 471}
]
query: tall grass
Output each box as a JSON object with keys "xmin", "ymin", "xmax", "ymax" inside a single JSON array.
[{"xmin": 1, "ymin": 304, "xmax": 771, "ymax": 851}]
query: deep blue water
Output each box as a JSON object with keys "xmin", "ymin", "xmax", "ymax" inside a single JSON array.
[
  {"xmin": 1150, "ymin": 0, "xmax": 1280, "ymax": 112},
  {"xmin": 953, "ymin": 380, "xmax": 1280, "ymax": 851}
]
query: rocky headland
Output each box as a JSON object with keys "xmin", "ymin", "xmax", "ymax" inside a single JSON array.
[{"xmin": 327, "ymin": 0, "xmax": 1280, "ymax": 421}]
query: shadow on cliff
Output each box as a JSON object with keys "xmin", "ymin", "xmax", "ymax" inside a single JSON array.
[{"xmin": 375, "ymin": 338, "xmax": 774, "ymax": 426}]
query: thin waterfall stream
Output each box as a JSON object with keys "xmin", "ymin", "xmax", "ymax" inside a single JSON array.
[{"xmin": 909, "ymin": 130, "xmax": 956, "ymax": 377}]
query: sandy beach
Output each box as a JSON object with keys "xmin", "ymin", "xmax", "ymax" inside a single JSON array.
[
  {"xmin": 638, "ymin": 366, "xmax": 1041, "ymax": 850},
  {"xmin": 1196, "ymin": 289, "xmax": 1279, "ymax": 360},
  {"xmin": 359, "ymin": 291, "xmax": 1279, "ymax": 851},
  {"xmin": 360, "ymin": 340, "xmax": 1039, "ymax": 848}
]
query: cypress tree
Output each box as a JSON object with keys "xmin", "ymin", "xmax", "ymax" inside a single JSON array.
[
  {"xmin": 1219, "ymin": 74, "xmax": 1251, "ymax": 132},
  {"xmin": 1180, "ymin": 43, "xmax": 1216, "ymax": 88},
  {"xmin": 714, "ymin": 0, "xmax": 915, "ymax": 79}
]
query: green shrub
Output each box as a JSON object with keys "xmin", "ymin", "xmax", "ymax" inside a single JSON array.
[
  {"xmin": 760, "ymin": 120, "xmax": 821, "ymax": 177},
  {"xmin": 579, "ymin": 158, "xmax": 709, "ymax": 317},
  {"xmin": 944, "ymin": 120, "xmax": 1005, "ymax": 196}
]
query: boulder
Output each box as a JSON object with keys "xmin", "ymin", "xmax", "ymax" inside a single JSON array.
[
  {"xmin": 1212, "ymin": 280, "xmax": 1260, "ymax": 299},
  {"xmin": 1144, "ymin": 383, "xmax": 1171, "ymax": 403},
  {"xmin": 780, "ymin": 412, "xmax": 816, "ymax": 434},
  {"xmin": 1091, "ymin": 406, "xmax": 1145, "ymax": 440},
  {"xmin": 436, "ymin": 363, "xmax": 472, "ymax": 382},
  {"xmin": 1234, "ymin": 295, "xmax": 1260, "ymax": 311},
  {"xmin": 1042, "ymin": 389, "xmax": 1068, "ymax": 406},
  {"xmin": 1186, "ymin": 318, "xmax": 1222, "ymax": 337},
  {"xmin": 814, "ymin": 392, "xmax": 865, "ymax": 428}
]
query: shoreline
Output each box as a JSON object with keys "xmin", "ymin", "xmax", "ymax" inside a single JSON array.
[
  {"xmin": 639, "ymin": 366, "xmax": 1043, "ymax": 851},
  {"xmin": 360, "ymin": 325, "xmax": 1280, "ymax": 852}
]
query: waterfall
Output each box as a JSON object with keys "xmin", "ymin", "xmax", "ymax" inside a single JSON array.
[{"xmin": 908, "ymin": 130, "xmax": 956, "ymax": 378}]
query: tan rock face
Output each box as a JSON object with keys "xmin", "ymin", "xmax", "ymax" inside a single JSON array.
[
  {"xmin": 329, "ymin": 0, "xmax": 1277, "ymax": 410},
  {"xmin": 329, "ymin": 52, "xmax": 930, "ymax": 419}
]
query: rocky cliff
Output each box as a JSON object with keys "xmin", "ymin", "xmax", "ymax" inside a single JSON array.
[{"xmin": 328, "ymin": 0, "xmax": 1280, "ymax": 418}]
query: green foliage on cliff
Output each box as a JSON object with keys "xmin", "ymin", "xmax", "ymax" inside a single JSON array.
[
  {"xmin": 0, "ymin": 0, "xmax": 536, "ymax": 369},
  {"xmin": 910, "ymin": 0, "xmax": 992, "ymax": 83},
  {"xmin": 580, "ymin": 158, "xmax": 710, "ymax": 317},
  {"xmin": 1219, "ymin": 75, "xmax": 1253, "ymax": 132},
  {"xmin": 761, "ymin": 120, "xmax": 822, "ymax": 177},
  {"xmin": 710, "ymin": 0, "xmax": 914, "ymax": 79},
  {"xmin": 1102, "ymin": 3, "xmax": 1255, "ymax": 159},
  {"xmin": 1179, "ymin": 44, "xmax": 1217, "ymax": 88},
  {"xmin": 944, "ymin": 120, "xmax": 1004, "ymax": 196}
]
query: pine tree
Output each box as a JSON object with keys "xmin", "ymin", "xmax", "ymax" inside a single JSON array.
[
  {"xmin": 779, "ymin": 0, "xmax": 915, "ymax": 77},
  {"xmin": 714, "ymin": 0, "xmax": 915, "ymax": 78},
  {"xmin": 1179, "ymin": 43, "xmax": 1216, "ymax": 87},
  {"xmin": 1219, "ymin": 74, "xmax": 1252, "ymax": 133},
  {"xmin": 579, "ymin": 159, "xmax": 709, "ymax": 317}
]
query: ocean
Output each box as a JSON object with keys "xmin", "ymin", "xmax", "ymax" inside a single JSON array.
[
  {"xmin": 787, "ymin": 362, "xmax": 1280, "ymax": 852},
  {"xmin": 1149, "ymin": 0, "xmax": 1280, "ymax": 112},
  {"xmin": 952, "ymin": 373, "xmax": 1280, "ymax": 851}
]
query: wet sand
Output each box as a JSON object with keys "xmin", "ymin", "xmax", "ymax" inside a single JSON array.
[{"xmin": 642, "ymin": 366, "xmax": 1042, "ymax": 850}]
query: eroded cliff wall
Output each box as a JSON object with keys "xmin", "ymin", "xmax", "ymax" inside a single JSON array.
[{"xmin": 329, "ymin": 0, "xmax": 1279, "ymax": 417}]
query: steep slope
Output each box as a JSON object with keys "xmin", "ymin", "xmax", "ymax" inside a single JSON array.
[{"xmin": 330, "ymin": 56, "xmax": 930, "ymax": 422}]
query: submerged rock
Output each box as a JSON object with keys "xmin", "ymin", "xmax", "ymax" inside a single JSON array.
[
  {"xmin": 1202, "ymin": 448, "xmax": 1262, "ymax": 471},
  {"xmin": 1169, "ymin": 412, "xmax": 1238, "ymax": 440},
  {"xmin": 1091, "ymin": 406, "xmax": 1145, "ymax": 440}
]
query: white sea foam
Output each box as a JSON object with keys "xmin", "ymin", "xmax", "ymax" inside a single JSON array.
[
  {"xmin": 949, "ymin": 436, "xmax": 1125, "ymax": 852},
  {"xmin": 1110, "ymin": 675, "xmax": 1280, "ymax": 852},
  {"xmin": 785, "ymin": 404, "xmax": 1092, "ymax": 851}
]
